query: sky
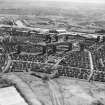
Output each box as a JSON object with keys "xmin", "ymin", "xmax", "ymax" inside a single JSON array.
[
  {"xmin": 27, "ymin": 0, "xmax": 105, "ymax": 3},
  {"xmin": 1, "ymin": 0, "xmax": 105, "ymax": 4}
]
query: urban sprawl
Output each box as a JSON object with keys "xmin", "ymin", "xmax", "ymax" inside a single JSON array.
[{"xmin": 0, "ymin": 19, "xmax": 105, "ymax": 82}]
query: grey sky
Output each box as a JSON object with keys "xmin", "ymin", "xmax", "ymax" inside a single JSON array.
[
  {"xmin": 2, "ymin": 0, "xmax": 104, "ymax": 3},
  {"xmin": 26, "ymin": 0, "xmax": 105, "ymax": 3}
]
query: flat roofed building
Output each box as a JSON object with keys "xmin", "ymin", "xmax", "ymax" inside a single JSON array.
[{"xmin": 0, "ymin": 86, "xmax": 28, "ymax": 105}]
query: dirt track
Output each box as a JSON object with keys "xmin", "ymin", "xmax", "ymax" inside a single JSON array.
[{"xmin": 47, "ymin": 79, "xmax": 64, "ymax": 105}]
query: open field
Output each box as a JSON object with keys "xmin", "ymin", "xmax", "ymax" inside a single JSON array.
[{"xmin": 1, "ymin": 72, "xmax": 105, "ymax": 105}]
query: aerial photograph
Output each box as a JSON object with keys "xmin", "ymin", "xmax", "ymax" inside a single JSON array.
[{"xmin": 0, "ymin": 0, "xmax": 105, "ymax": 105}]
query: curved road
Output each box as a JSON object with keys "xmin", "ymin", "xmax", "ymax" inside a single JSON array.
[
  {"xmin": 85, "ymin": 49, "xmax": 94, "ymax": 81},
  {"xmin": 2, "ymin": 54, "xmax": 12, "ymax": 73}
]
